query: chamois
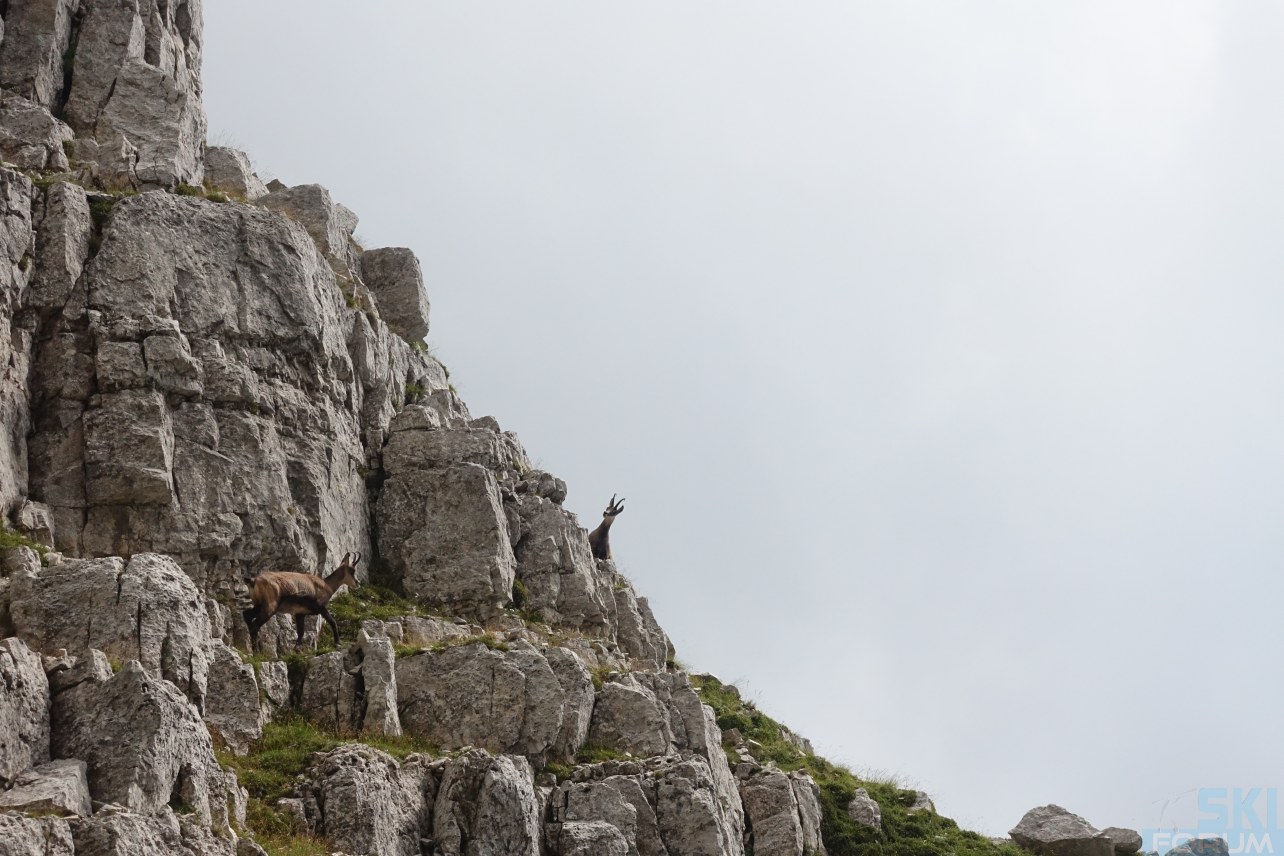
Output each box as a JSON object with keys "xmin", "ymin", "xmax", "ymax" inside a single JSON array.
[
  {"xmin": 243, "ymin": 552, "xmax": 361, "ymax": 649},
  {"xmin": 587, "ymin": 494, "xmax": 625, "ymax": 560}
]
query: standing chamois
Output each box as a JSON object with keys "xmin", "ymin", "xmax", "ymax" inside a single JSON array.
[
  {"xmin": 588, "ymin": 494, "xmax": 626, "ymax": 560},
  {"xmin": 243, "ymin": 552, "xmax": 361, "ymax": 649}
]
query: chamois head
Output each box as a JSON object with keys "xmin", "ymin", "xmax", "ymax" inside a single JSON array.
[
  {"xmin": 602, "ymin": 494, "xmax": 626, "ymax": 519},
  {"xmin": 333, "ymin": 551, "xmax": 361, "ymax": 591}
]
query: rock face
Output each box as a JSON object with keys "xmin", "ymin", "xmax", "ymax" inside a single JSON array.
[
  {"xmin": 0, "ymin": 637, "xmax": 49, "ymax": 787},
  {"xmin": 0, "ymin": 759, "xmax": 92, "ymax": 817},
  {"xmin": 433, "ymin": 751, "xmax": 541, "ymax": 856},
  {"xmin": 1102, "ymin": 827, "xmax": 1144, "ymax": 856},
  {"xmin": 50, "ymin": 657, "xmax": 234, "ymax": 829},
  {"xmin": 846, "ymin": 786, "xmax": 882, "ymax": 829},
  {"xmin": 1010, "ymin": 805, "xmax": 1115, "ymax": 856},
  {"xmin": 298, "ymin": 744, "xmax": 435, "ymax": 856},
  {"xmin": 396, "ymin": 641, "xmax": 591, "ymax": 762},
  {"xmin": 361, "ymin": 246, "xmax": 430, "ymax": 342},
  {"xmin": 10, "ymin": 553, "xmax": 214, "ymax": 707},
  {"xmin": 0, "ymin": 811, "xmax": 75, "ymax": 856}
]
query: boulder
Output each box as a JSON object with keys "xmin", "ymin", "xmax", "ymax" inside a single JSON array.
[
  {"xmin": 0, "ymin": 759, "xmax": 92, "ymax": 817},
  {"xmin": 511, "ymin": 494, "xmax": 615, "ymax": 636},
  {"xmin": 69, "ymin": 804, "xmax": 238, "ymax": 856},
  {"xmin": 11, "ymin": 553, "xmax": 214, "ymax": 708},
  {"xmin": 741, "ymin": 769, "xmax": 806, "ymax": 855},
  {"xmin": 357, "ymin": 627, "xmax": 401, "ymax": 737},
  {"xmin": 50, "ymin": 659, "xmax": 227, "ymax": 826},
  {"xmin": 559, "ymin": 820, "xmax": 630, "ymax": 856},
  {"xmin": 0, "ymin": 811, "xmax": 74, "ymax": 856},
  {"xmin": 433, "ymin": 750, "xmax": 541, "ymax": 856},
  {"xmin": 376, "ymin": 460, "xmax": 516, "ymax": 620},
  {"xmin": 203, "ymin": 147, "xmax": 269, "ymax": 201},
  {"xmin": 1010, "ymin": 805, "xmax": 1115, "ymax": 856},
  {"xmin": 846, "ymin": 786, "xmax": 882, "ymax": 829},
  {"xmin": 397, "ymin": 642, "xmax": 586, "ymax": 761},
  {"xmin": 1102, "ymin": 827, "xmax": 1144, "ymax": 856},
  {"xmin": 204, "ymin": 642, "xmax": 264, "ymax": 754},
  {"xmin": 1171, "ymin": 840, "xmax": 1230, "ymax": 856},
  {"xmin": 258, "ymin": 183, "xmax": 359, "ymax": 280},
  {"xmin": 0, "ymin": 637, "xmax": 50, "ymax": 786},
  {"xmin": 297, "ymin": 651, "xmax": 359, "ymax": 731},
  {"xmin": 0, "ymin": 0, "xmax": 78, "ymax": 109},
  {"xmin": 298, "ymin": 744, "xmax": 435, "ymax": 856},
  {"xmin": 361, "ymin": 247, "xmax": 430, "ymax": 342},
  {"xmin": 0, "ymin": 93, "xmax": 73, "ymax": 170},
  {"xmin": 0, "ymin": 169, "xmax": 34, "ymax": 520}
]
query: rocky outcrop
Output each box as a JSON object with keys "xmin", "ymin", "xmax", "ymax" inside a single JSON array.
[
  {"xmin": 1102, "ymin": 827, "xmax": 1144, "ymax": 856},
  {"xmin": 10, "ymin": 553, "xmax": 213, "ymax": 707},
  {"xmin": 1010, "ymin": 805, "xmax": 1115, "ymax": 856},
  {"xmin": 298, "ymin": 744, "xmax": 435, "ymax": 856},
  {"xmin": 69, "ymin": 804, "xmax": 239, "ymax": 856},
  {"xmin": 0, "ymin": 168, "xmax": 35, "ymax": 521},
  {"xmin": 511, "ymin": 492, "xmax": 615, "ymax": 636},
  {"xmin": 50, "ymin": 656, "xmax": 238, "ymax": 830},
  {"xmin": 550, "ymin": 756, "xmax": 746, "ymax": 856},
  {"xmin": 396, "ymin": 641, "xmax": 591, "ymax": 762},
  {"xmin": 360, "ymin": 246, "xmax": 429, "ymax": 342},
  {"xmin": 0, "ymin": 811, "xmax": 75, "ymax": 856},
  {"xmin": 0, "ymin": 759, "xmax": 92, "ymax": 817},
  {"xmin": 846, "ymin": 786, "xmax": 882, "ymax": 829},
  {"xmin": 203, "ymin": 147, "xmax": 268, "ymax": 201},
  {"xmin": 0, "ymin": 636, "xmax": 49, "ymax": 787},
  {"xmin": 740, "ymin": 769, "xmax": 824, "ymax": 856},
  {"xmin": 203, "ymin": 642, "xmax": 264, "ymax": 754},
  {"xmin": 433, "ymin": 751, "xmax": 541, "ymax": 856}
]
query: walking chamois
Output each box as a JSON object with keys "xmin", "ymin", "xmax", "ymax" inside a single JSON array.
[
  {"xmin": 242, "ymin": 552, "xmax": 361, "ymax": 649},
  {"xmin": 588, "ymin": 494, "xmax": 625, "ymax": 560}
]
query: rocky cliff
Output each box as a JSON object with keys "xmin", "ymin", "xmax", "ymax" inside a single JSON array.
[{"xmin": 0, "ymin": 4, "xmax": 1139, "ymax": 856}]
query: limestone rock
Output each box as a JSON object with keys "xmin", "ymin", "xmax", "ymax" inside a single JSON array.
[
  {"xmin": 64, "ymin": 0, "xmax": 207, "ymax": 188},
  {"xmin": 50, "ymin": 659, "xmax": 227, "ymax": 826},
  {"xmin": 742, "ymin": 769, "xmax": 809, "ymax": 855},
  {"xmin": 299, "ymin": 744, "xmax": 435, "ymax": 856},
  {"xmin": 397, "ymin": 642, "xmax": 585, "ymax": 761},
  {"xmin": 791, "ymin": 771, "xmax": 826, "ymax": 855},
  {"xmin": 0, "ymin": 94, "xmax": 73, "ymax": 170},
  {"xmin": 511, "ymin": 494, "xmax": 615, "ymax": 636},
  {"xmin": 0, "ymin": 759, "xmax": 92, "ymax": 818},
  {"xmin": 204, "ymin": 642, "xmax": 264, "ymax": 754},
  {"xmin": 1010, "ymin": 805, "xmax": 1115, "ymax": 856},
  {"xmin": 560, "ymin": 820, "xmax": 630, "ymax": 856},
  {"xmin": 846, "ymin": 786, "xmax": 882, "ymax": 829},
  {"xmin": 0, "ymin": 0, "xmax": 78, "ymax": 109},
  {"xmin": 588, "ymin": 675, "xmax": 673, "ymax": 758},
  {"xmin": 361, "ymin": 247, "xmax": 429, "ymax": 341},
  {"xmin": 259, "ymin": 183, "xmax": 359, "ymax": 280},
  {"xmin": 0, "ymin": 811, "xmax": 74, "ymax": 856},
  {"xmin": 11, "ymin": 553, "xmax": 214, "ymax": 708},
  {"xmin": 298, "ymin": 651, "xmax": 359, "ymax": 731},
  {"xmin": 255, "ymin": 660, "xmax": 290, "ymax": 712},
  {"xmin": 0, "ymin": 637, "xmax": 51, "ymax": 786},
  {"xmin": 203, "ymin": 147, "xmax": 268, "ymax": 201},
  {"xmin": 1103, "ymin": 828, "xmax": 1144, "ymax": 856},
  {"xmin": 433, "ymin": 750, "xmax": 541, "ymax": 856},
  {"xmin": 0, "ymin": 169, "xmax": 34, "ymax": 520},
  {"xmin": 69, "ymin": 804, "xmax": 237, "ymax": 856},
  {"xmin": 552, "ymin": 756, "xmax": 745, "ymax": 856},
  {"xmin": 357, "ymin": 627, "xmax": 401, "ymax": 737},
  {"xmin": 376, "ymin": 460, "xmax": 516, "ymax": 620},
  {"xmin": 907, "ymin": 789, "xmax": 935, "ymax": 813},
  {"xmin": 612, "ymin": 571, "xmax": 673, "ymax": 670},
  {"xmin": 14, "ymin": 500, "xmax": 55, "ymax": 548},
  {"xmin": 545, "ymin": 646, "xmax": 594, "ymax": 762}
]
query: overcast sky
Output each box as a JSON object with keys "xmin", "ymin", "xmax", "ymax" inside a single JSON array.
[{"xmin": 204, "ymin": 2, "xmax": 1284, "ymax": 838}]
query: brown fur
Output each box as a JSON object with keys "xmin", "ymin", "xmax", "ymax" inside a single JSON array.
[{"xmin": 243, "ymin": 552, "xmax": 360, "ymax": 649}]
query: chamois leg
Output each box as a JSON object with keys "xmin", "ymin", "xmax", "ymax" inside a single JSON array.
[
  {"xmin": 244, "ymin": 608, "xmax": 265, "ymax": 650},
  {"xmin": 319, "ymin": 606, "xmax": 340, "ymax": 649},
  {"xmin": 294, "ymin": 614, "xmax": 307, "ymax": 647}
]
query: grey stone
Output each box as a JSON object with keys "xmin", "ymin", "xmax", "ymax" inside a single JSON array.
[
  {"xmin": 0, "ymin": 0, "xmax": 78, "ymax": 109},
  {"xmin": 142, "ymin": 333, "xmax": 204, "ymax": 395},
  {"xmin": 51, "ymin": 660, "xmax": 228, "ymax": 826},
  {"xmin": 204, "ymin": 642, "xmax": 263, "ymax": 754},
  {"xmin": 1171, "ymin": 840, "xmax": 1230, "ymax": 856},
  {"xmin": 791, "ymin": 771, "xmax": 826, "ymax": 855},
  {"xmin": 255, "ymin": 660, "xmax": 290, "ymax": 712},
  {"xmin": 69, "ymin": 804, "xmax": 238, "ymax": 856},
  {"xmin": 298, "ymin": 651, "xmax": 359, "ymax": 731},
  {"xmin": 433, "ymin": 750, "xmax": 541, "ymax": 856},
  {"xmin": 545, "ymin": 646, "xmax": 594, "ymax": 762},
  {"xmin": 907, "ymin": 789, "xmax": 935, "ymax": 813},
  {"xmin": 0, "ymin": 759, "xmax": 92, "ymax": 817},
  {"xmin": 299, "ymin": 744, "xmax": 434, "ymax": 856},
  {"xmin": 28, "ymin": 181, "xmax": 91, "ymax": 312},
  {"xmin": 15, "ymin": 500, "xmax": 56, "ymax": 548},
  {"xmin": 82, "ymin": 389, "xmax": 176, "ymax": 505},
  {"xmin": 376, "ymin": 461, "xmax": 516, "ymax": 620},
  {"xmin": 846, "ymin": 786, "xmax": 882, "ymax": 829},
  {"xmin": 1011, "ymin": 805, "xmax": 1115, "ymax": 856},
  {"xmin": 512, "ymin": 494, "xmax": 615, "ymax": 636},
  {"xmin": 0, "ymin": 94, "xmax": 74, "ymax": 170},
  {"xmin": 258, "ymin": 184, "xmax": 359, "ymax": 279},
  {"xmin": 0, "ymin": 169, "xmax": 33, "ymax": 520},
  {"xmin": 357, "ymin": 627, "xmax": 401, "ymax": 737},
  {"xmin": 742, "ymin": 769, "xmax": 808, "ymax": 855},
  {"xmin": 361, "ymin": 247, "xmax": 429, "ymax": 341},
  {"xmin": 1103, "ymin": 827, "xmax": 1144, "ymax": 856},
  {"xmin": 397, "ymin": 642, "xmax": 584, "ymax": 761},
  {"xmin": 560, "ymin": 820, "xmax": 630, "ymax": 856},
  {"xmin": 0, "ymin": 811, "xmax": 74, "ymax": 856},
  {"xmin": 0, "ymin": 637, "xmax": 51, "ymax": 787},
  {"xmin": 11, "ymin": 553, "xmax": 214, "ymax": 708},
  {"xmin": 588, "ymin": 676, "xmax": 673, "ymax": 758},
  {"xmin": 203, "ymin": 147, "xmax": 268, "ymax": 201}
]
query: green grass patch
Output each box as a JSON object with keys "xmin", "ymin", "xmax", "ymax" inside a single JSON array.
[
  {"xmin": 575, "ymin": 744, "xmax": 629, "ymax": 764},
  {"xmin": 430, "ymin": 632, "xmax": 509, "ymax": 653},
  {"xmin": 590, "ymin": 665, "xmax": 614, "ymax": 692},
  {"xmin": 691, "ymin": 674, "xmax": 1024, "ymax": 856},
  {"xmin": 0, "ymin": 527, "xmax": 48, "ymax": 559},
  {"xmin": 541, "ymin": 762, "xmax": 575, "ymax": 782}
]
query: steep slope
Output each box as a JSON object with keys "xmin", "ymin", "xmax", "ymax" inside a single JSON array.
[{"xmin": 0, "ymin": 3, "xmax": 1054, "ymax": 856}]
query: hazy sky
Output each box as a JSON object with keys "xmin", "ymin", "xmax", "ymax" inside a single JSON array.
[{"xmin": 204, "ymin": 2, "xmax": 1284, "ymax": 838}]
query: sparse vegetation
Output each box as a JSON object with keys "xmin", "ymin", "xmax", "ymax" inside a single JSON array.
[
  {"xmin": 690, "ymin": 674, "xmax": 1024, "ymax": 856},
  {"xmin": 405, "ymin": 382, "xmax": 426, "ymax": 398},
  {"xmin": 0, "ymin": 526, "xmax": 47, "ymax": 558},
  {"xmin": 575, "ymin": 744, "xmax": 629, "ymax": 765},
  {"xmin": 590, "ymin": 665, "xmax": 614, "ymax": 692},
  {"xmin": 216, "ymin": 713, "xmax": 439, "ymax": 856},
  {"xmin": 511, "ymin": 578, "xmax": 528, "ymax": 608},
  {"xmin": 430, "ymin": 632, "xmax": 509, "ymax": 653}
]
